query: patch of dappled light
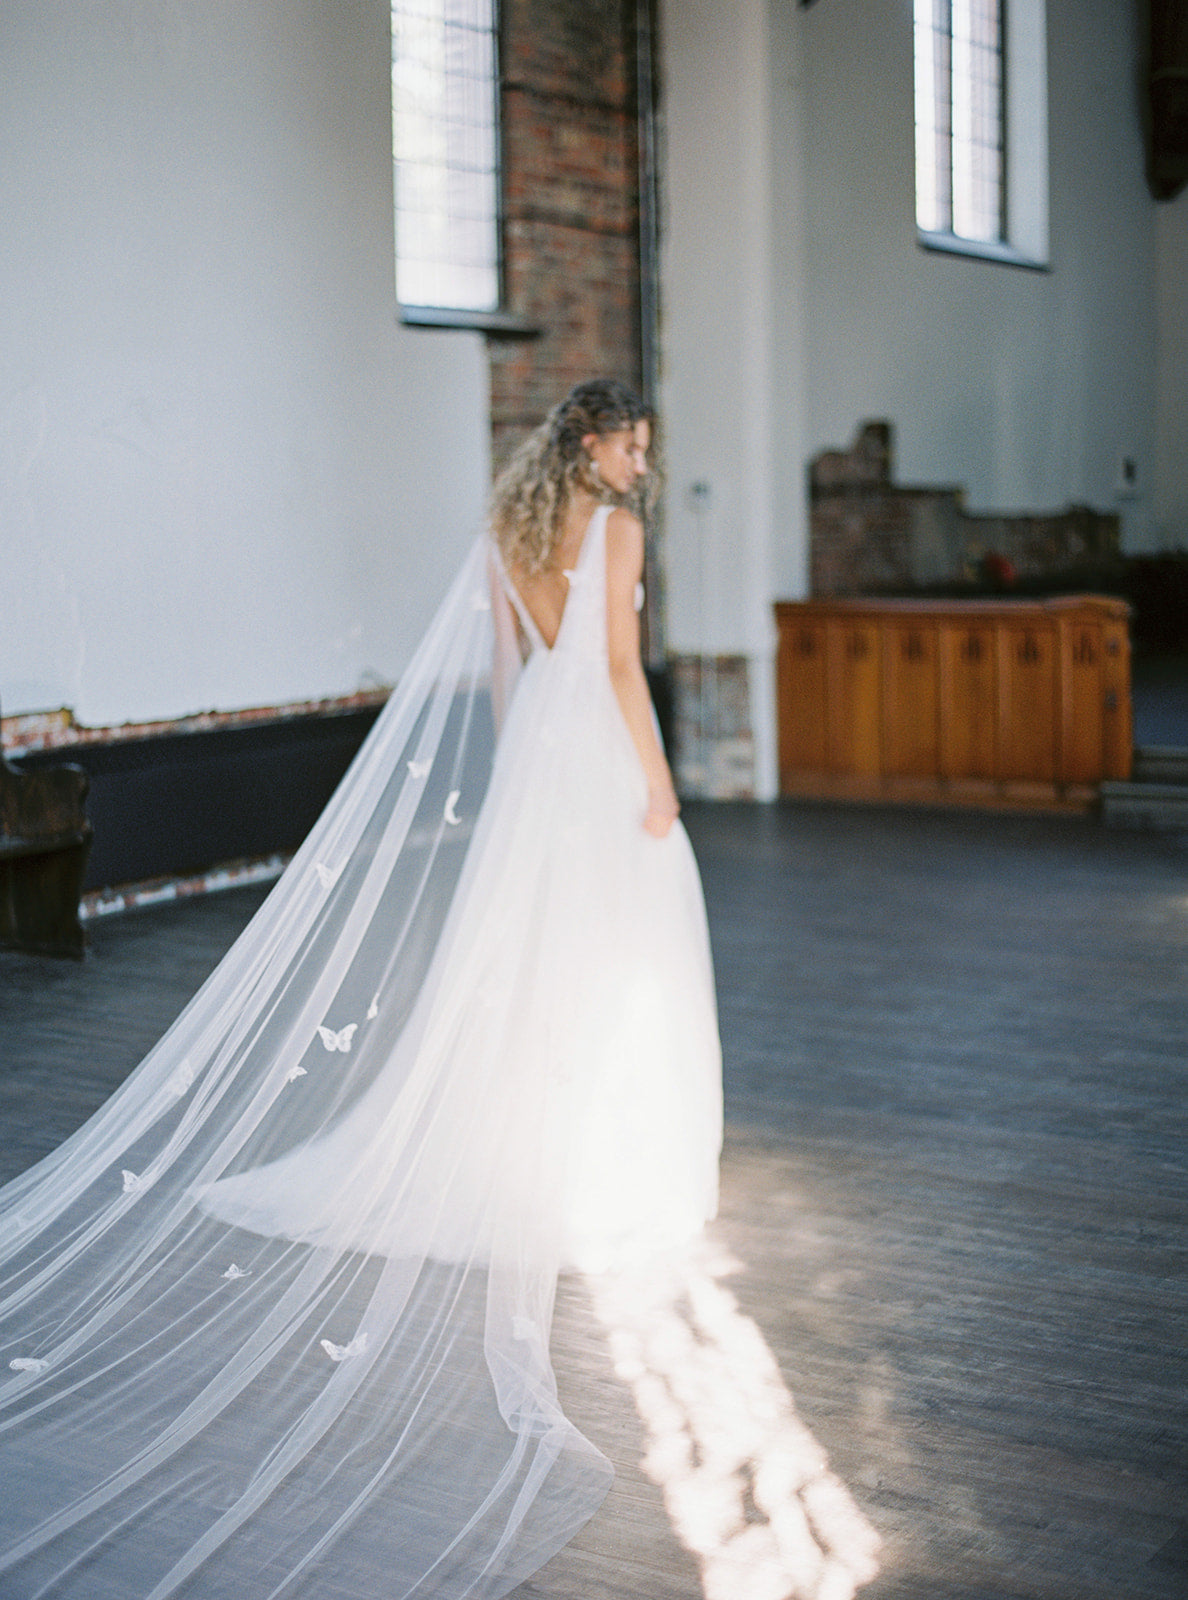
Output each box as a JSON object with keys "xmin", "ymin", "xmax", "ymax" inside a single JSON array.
[{"xmin": 588, "ymin": 1243, "xmax": 881, "ymax": 1600}]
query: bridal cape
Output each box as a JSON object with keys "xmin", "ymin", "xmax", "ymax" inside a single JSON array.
[{"xmin": 0, "ymin": 506, "xmax": 722, "ymax": 1598}]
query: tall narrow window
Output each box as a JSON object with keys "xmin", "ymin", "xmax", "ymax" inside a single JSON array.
[
  {"xmin": 915, "ymin": 0, "xmax": 1005, "ymax": 246},
  {"xmin": 392, "ymin": 0, "xmax": 501, "ymax": 314}
]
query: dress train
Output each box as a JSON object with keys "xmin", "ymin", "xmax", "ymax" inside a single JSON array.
[{"xmin": 0, "ymin": 506, "xmax": 722, "ymax": 1598}]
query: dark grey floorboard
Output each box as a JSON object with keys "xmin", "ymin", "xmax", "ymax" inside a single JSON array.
[
  {"xmin": 1, "ymin": 800, "xmax": 1186, "ymax": 1598},
  {"xmin": 1132, "ymin": 653, "xmax": 1188, "ymax": 747},
  {"xmin": 693, "ymin": 802, "xmax": 1188, "ymax": 1600}
]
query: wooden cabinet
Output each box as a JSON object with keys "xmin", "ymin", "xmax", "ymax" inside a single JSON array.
[{"xmin": 774, "ymin": 596, "xmax": 1131, "ymax": 809}]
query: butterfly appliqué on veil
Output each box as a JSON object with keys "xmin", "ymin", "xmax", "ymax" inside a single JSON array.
[
  {"xmin": 320, "ymin": 1332, "xmax": 368, "ymax": 1363},
  {"xmin": 317, "ymin": 1024, "xmax": 357, "ymax": 1054}
]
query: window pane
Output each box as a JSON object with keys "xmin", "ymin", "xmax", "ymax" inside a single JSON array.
[
  {"xmin": 951, "ymin": 0, "xmax": 1003, "ymax": 241},
  {"xmin": 392, "ymin": 0, "xmax": 500, "ymax": 312},
  {"xmin": 914, "ymin": 0, "xmax": 1004, "ymax": 245},
  {"xmin": 914, "ymin": 0, "xmax": 952, "ymax": 234}
]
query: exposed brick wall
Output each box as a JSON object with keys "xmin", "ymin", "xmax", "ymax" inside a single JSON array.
[
  {"xmin": 491, "ymin": 0, "xmax": 643, "ymax": 463},
  {"xmin": 811, "ymin": 422, "xmax": 1121, "ymax": 597},
  {"xmin": 670, "ymin": 655, "xmax": 756, "ymax": 800}
]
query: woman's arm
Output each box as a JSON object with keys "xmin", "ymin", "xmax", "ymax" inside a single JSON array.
[{"xmin": 605, "ymin": 508, "xmax": 679, "ymax": 838}]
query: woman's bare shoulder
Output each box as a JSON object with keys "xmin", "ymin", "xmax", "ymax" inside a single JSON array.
[{"xmin": 605, "ymin": 507, "xmax": 645, "ymax": 579}]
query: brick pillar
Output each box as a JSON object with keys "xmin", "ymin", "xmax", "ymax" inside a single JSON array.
[{"xmin": 491, "ymin": 0, "xmax": 644, "ymax": 465}]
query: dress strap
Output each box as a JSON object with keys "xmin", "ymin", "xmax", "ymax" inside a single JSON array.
[
  {"xmin": 560, "ymin": 504, "xmax": 611, "ymax": 598},
  {"xmin": 575, "ymin": 504, "xmax": 612, "ymax": 572},
  {"xmin": 488, "ymin": 540, "xmax": 546, "ymax": 653}
]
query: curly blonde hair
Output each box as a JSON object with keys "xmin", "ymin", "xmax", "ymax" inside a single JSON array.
[{"xmin": 490, "ymin": 379, "xmax": 652, "ymax": 573}]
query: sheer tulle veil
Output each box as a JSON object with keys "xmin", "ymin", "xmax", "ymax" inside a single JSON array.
[
  {"xmin": 0, "ymin": 536, "xmax": 616, "ymax": 1599},
  {"xmin": 0, "ymin": 498, "xmax": 722, "ymax": 1597}
]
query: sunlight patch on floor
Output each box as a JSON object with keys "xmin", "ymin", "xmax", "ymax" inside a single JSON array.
[{"xmin": 587, "ymin": 1244, "xmax": 881, "ymax": 1600}]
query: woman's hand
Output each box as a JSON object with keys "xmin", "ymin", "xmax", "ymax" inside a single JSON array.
[{"xmin": 644, "ymin": 783, "xmax": 680, "ymax": 839}]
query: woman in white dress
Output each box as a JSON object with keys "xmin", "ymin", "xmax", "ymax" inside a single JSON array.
[
  {"xmin": 480, "ymin": 378, "xmax": 722, "ymax": 1268},
  {"xmin": 0, "ymin": 380, "xmax": 722, "ymax": 1598}
]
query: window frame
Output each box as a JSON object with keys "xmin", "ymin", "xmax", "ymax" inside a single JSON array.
[
  {"xmin": 391, "ymin": 0, "xmax": 534, "ymax": 331},
  {"xmin": 914, "ymin": 0, "xmax": 1049, "ymax": 271}
]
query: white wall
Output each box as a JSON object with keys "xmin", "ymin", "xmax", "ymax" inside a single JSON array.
[
  {"xmin": 661, "ymin": 0, "xmax": 1164, "ymax": 693},
  {"xmin": 660, "ymin": 0, "xmax": 810, "ymax": 796},
  {"xmin": 796, "ymin": 0, "xmax": 1158, "ymax": 547},
  {"xmin": 1154, "ymin": 191, "xmax": 1188, "ymax": 549},
  {"xmin": 1, "ymin": 1, "xmax": 488, "ymax": 727},
  {"xmin": 660, "ymin": 0, "xmax": 772, "ymax": 660},
  {"xmin": 661, "ymin": 0, "xmax": 1164, "ymax": 791}
]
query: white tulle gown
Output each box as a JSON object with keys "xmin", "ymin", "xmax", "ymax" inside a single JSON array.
[
  {"xmin": 0, "ymin": 504, "xmax": 722, "ymax": 1598},
  {"xmin": 200, "ymin": 503, "xmax": 722, "ymax": 1269}
]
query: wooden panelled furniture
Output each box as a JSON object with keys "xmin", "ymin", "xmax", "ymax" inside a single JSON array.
[
  {"xmin": 775, "ymin": 596, "xmax": 1132, "ymax": 810},
  {"xmin": 0, "ymin": 707, "xmax": 92, "ymax": 957}
]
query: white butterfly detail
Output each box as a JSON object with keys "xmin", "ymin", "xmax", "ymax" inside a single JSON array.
[
  {"xmin": 122, "ymin": 1170, "xmax": 146, "ymax": 1194},
  {"xmin": 285, "ymin": 1064, "xmax": 308, "ymax": 1083},
  {"xmin": 407, "ymin": 759, "xmax": 431, "ymax": 780},
  {"xmin": 471, "ymin": 592, "xmax": 491, "ymax": 612},
  {"xmin": 317, "ymin": 1023, "xmax": 357, "ymax": 1053},
  {"xmin": 320, "ymin": 1332, "xmax": 368, "ymax": 1363},
  {"xmin": 313, "ymin": 862, "xmax": 343, "ymax": 889},
  {"xmin": 222, "ymin": 1263, "xmax": 250, "ymax": 1281},
  {"xmin": 366, "ymin": 998, "xmax": 379, "ymax": 1021},
  {"xmin": 444, "ymin": 791, "xmax": 462, "ymax": 826},
  {"xmin": 9, "ymin": 1357, "xmax": 48, "ymax": 1375},
  {"xmin": 166, "ymin": 1061, "xmax": 195, "ymax": 1097}
]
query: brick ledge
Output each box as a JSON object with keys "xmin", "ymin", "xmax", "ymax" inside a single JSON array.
[{"xmin": 2, "ymin": 689, "xmax": 392, "ymax": 756}]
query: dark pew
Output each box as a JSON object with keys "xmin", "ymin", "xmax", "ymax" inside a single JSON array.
[{"xmin": 0, "ymin": 705, "xmax": 92, "ymax": 957}]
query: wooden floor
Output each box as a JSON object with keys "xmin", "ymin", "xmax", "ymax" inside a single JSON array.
[{"xmin": 1, "ymin": 800, "xmax": 1185, "ymax": 1600}]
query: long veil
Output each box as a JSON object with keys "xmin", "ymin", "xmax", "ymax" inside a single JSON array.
[{"xmin": 0, "ymin": 536, "xmax": 614, "ymax": 1599}]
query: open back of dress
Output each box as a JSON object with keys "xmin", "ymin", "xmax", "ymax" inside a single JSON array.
[{"xmin": 0, "ymin": 507, "xmax": 721, "ymax": 1598}]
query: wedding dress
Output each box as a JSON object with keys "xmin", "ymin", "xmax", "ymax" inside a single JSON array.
[{"xmin": 0, "ymin": 505, "xmax": 722, "ymax": 1598}]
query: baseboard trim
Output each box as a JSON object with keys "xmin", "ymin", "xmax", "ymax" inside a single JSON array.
[
  {"xmin": 13, "ymin": 699, "xmax": 385, "ymax": 893},
  {"xmin": 80, "ymin": 853, "xmax": 289, "ymax": 921}
]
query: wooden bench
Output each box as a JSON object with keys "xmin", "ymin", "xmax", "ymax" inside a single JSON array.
[{"xmin": 0, "ymin": 706, "xmax": 93, "ymax": 957}]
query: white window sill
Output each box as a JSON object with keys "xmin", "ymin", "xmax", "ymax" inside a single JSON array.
[
  {"xmin": 917, "ymin": 229, "xmax": 1049, "ymax": 271},
  {"xmin": 399, "ymin": 305, "xmax": 540, "ymax": 338}
]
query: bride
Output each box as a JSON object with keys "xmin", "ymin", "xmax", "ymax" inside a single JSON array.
[{"xmin": 0, "ymin": 380, "xmax": 722, "ymax": 1598}]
